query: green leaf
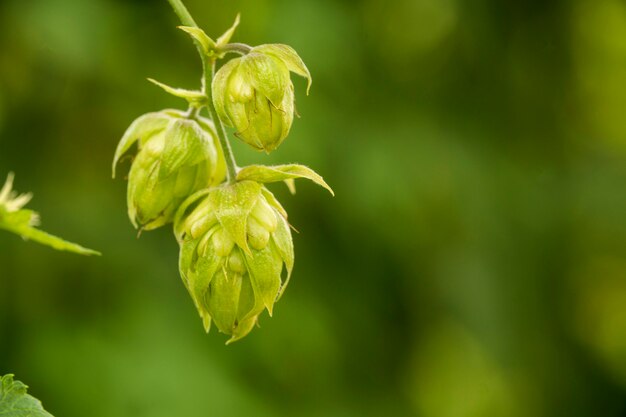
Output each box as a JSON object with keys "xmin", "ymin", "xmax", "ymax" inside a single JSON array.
[
  {"xmin": 216, "ymin": 14, "xmax": 241, "ymax": 47},
  {"xmin": 254, "ymin": 44, "xmax": 312, "ymax": 94},
  {"xmin": 147, "ymin": 78, "xmax": 207, "ymax": 105},
  {"xmin": 0, "ymin": 374, "xmax": 54, "ymax": 417},
  {"xmin": 0, "ymin": 174, "xmax": 99, "ymax": 256},
  {"xmin": 178, "ymin": 26, "xmax": 216, "ymax": 55},
  {"xmin": 0, "ymin": 209, "xmax": 99, "ymax": 256},
  {"xmin": 112, "ymin": 111, "xmax": 171, "ymax": 178},
  {"xmin": 237, "ymin": 164, "xmax": 334, "ymax": 195}
]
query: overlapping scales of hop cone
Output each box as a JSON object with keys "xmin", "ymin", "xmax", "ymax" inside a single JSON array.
[
  {"xmin": 212, "ymin": 44, "xmax": 311, "ymax": 153},
  {"xmin": 113, "ymin": 110, "xmax": 226, "ymax": 231},
  {"xmin": 174, "ymin": 180, "xmax": 294, "ymax": 343}
]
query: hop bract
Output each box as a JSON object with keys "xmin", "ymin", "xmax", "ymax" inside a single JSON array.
[
  {"xmin": 113, "ymin": 110, "xmax": 226, "ymax": 231},
  {"xmin": 174, "ymin": 180, "xmax": 294, "ymax": 343},
  {"xmin": 212, "ymin": 44, "xmax": 311, "ymax": 153}
]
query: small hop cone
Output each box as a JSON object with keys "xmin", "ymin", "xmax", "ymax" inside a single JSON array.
[
  {"xmin": 113, "ymin": 110, "xmax": 226, "ymax": 231},
  {"xmin": 174, "ymin": 180, "xmax": 294, "ymax": 343},
  {"xmin": 212, "ymin": 44, "xmax": 311, "ymax": 153}
]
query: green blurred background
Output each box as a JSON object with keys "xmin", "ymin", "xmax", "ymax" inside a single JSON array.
[{"xmin": 2, "ymin": 0, "xmax": 626, "ymax": 415}]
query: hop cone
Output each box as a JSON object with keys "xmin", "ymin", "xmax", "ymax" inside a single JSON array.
[
  {"xmin": 174, "ymin": 180, "xmax": 294, "ymax": 343},
  {"xmin": 113, "ymin": 110, "xmax": 226, "ymax": 231},
  {"xmin": 212, "ymin": 44, "xmax": 311, "ymax": 153}
]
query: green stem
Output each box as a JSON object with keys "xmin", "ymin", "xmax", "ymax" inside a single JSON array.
[
  {"xmin": 185, "ymin": 105, "xmax": 200, "ymax": 119},
  {"xmin": 221, "ymin": 43, "xmax": 252, "ymax": 55},
  {"xmin": 166, "ymin": 0, "xmax": 239, "ymax": 183},
  {"xmin": 204, "ymin": 58, "xmax": 238, "ymax": 182},
  {"xmin": 166, "ymin": 0, "xmax": 197, "ymax": 27}
]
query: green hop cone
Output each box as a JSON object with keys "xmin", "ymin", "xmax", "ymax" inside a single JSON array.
[
  {"xmin": 113, "ymin": 110, "xmax": 226, "ymax": 231},
  {"xmin": 174, "ymin": 180, "xmax": 294, "ymax": 343},
  {"xmin": 212, "ymin": 44, "xmax": 311, "ymax": 153}
]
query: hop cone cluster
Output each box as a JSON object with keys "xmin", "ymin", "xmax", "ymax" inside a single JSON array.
[
  {"xmin": 113, "ymin": 12, "xmax": 331, "ymax": 343},
  {"xmin": 174, "ymin": 181, "xmax": 293, "ymax": 342}
]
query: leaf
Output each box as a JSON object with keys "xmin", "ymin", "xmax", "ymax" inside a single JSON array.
[
  {"xmin": 0, "ymin": 213, "xmax": 100, "ymax": 256},
  {"xmin": 253, "ymin": 44, "xmax": 312, "ymax": 94},
  {"xmin": 147, "ymin": 79, "xmax": 206, "ymax": 105},
  {"xmin": 21, "ymin": 228, "xmax": 99, "ymax": 256},
  {"xmin": 237, "ymin": 164, "xmax": 334, "ymax": 196},
  {"xmin": 178, "ymin": 26, "xmax": 216, "ymax": 55},
  {"xmin": 0, "ymin": 174, "xmax": 100, "ymax": 256},
  {"xmin": 112, "ymin": 112, "xmax": 171, "ymax": 178},
  {"xmin": 216, "ymin": 14, "xmax": 241, "ymax": 47},
  {"xmin": 0, "ymin": 374, "xmax": 54, "ymax": 417}
]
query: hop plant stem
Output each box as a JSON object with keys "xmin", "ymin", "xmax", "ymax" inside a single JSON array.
[
  {"xmin": 166, "ymin": 0, "xmax": 197, "ymax": 28},
  {"xmin": 204, "ymin": 58, "xmax": 238, "ymax": 182},
  {"xmin": 166, "ymin": 0, "xmax": 239, "ymax": 183},
  {"xmin": 220, "ymin": 43, "xmax": 253, "ymax": 55}
]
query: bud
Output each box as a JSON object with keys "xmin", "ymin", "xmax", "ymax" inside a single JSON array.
[
  {"xmin": 113, "ymin": 110, "xmax": 226, "ymax": 231},
  {"xmin": 212, "ymin": 44, "xmax": 311, "ymax": 152},
  {"xmin": 174, "ymin": 180, "xmax": 294, "ymax": 343}
]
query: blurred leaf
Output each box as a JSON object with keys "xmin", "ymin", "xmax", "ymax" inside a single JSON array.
[
  {"xmin": 0, "ymin": 173, "xmax": 100, "ymax": 255},
  {"xmin": 0, "ymin": 374, "xmax": 54, "ymax": 417}
]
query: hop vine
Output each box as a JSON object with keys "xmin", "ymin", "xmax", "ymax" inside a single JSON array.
[{"xmin": 113, "ymin": 0, "xmax": 332, "ymax": 343}]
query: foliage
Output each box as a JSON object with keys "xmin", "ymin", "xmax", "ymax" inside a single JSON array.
[
  {"xmin": 0, "ymin": 173, "xmax": 99, "ymax": 255},
  {"xmin": 0, "ymin": 375, "xmax": 53, "ymax": 417}
]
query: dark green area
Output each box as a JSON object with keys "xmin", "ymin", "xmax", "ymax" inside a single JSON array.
[{"xmin": 2, "ymin": 0, "xmax": 626, "ymax": 416}]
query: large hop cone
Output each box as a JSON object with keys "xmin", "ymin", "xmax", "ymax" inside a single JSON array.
[
  {"xmin": 113, "ymin": 110, "xmax": 226, "ymax": 231},
  {"xmin": 174, "ymin": 180, "xmax": 294, "ymax": 343}
]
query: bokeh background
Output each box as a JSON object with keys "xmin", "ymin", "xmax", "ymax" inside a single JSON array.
[{"xmin": 2, "ymin": 0, "xmax": 626, "ymax": 415}]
